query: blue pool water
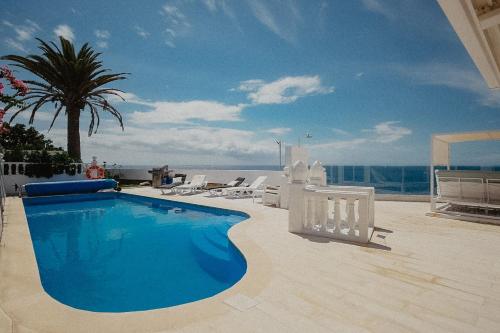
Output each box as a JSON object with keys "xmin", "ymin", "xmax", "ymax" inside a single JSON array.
[{"xmin": 22, "ymin": 192, "xmax": 248, "ymax": 312}]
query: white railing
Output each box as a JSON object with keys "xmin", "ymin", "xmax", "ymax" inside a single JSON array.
[
  {"xmin": 2, "ymin": 162, "xmax": 87, "ymax": 176},
  {"xmin": 288, "ymin": 160, "xmax": 375, "ymax": 244},
  {"xmin": 2, "ymin": 162, "xmax": 88, "ymax": 195},
  {"xmin": 302, "ymin": 188, "xmax": 372, "ymax": 243}
]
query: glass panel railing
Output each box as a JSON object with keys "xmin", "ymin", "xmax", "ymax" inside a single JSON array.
[
  {"xmin": 323, "ymin": 166, "xmax": 415, "ymax": 195},
  {"xmin": 325, "ymin": 165, "xmax": 500, "ymax": 195}
]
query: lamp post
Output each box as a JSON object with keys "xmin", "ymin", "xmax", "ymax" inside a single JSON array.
[{"xmin": 274, "ymin": 139, "xmax": 283, "ymax": 169}]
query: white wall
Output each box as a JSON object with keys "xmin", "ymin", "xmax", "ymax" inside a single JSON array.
[
  {"xmin": 2, "ymin": 162, "xmax": 87, "ymax": 195},
  {"xmin": 5, "ymin": 173, "xmax": 87, "ymax": 195}
]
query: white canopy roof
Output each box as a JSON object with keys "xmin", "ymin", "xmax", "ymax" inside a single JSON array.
[
  {"xmin": 438, "ymin": 0, "xmax": 500, "ymax": 89},
  {"xmin": 432, "ymin": 130, "xmax": 500, "ymax": 165}
]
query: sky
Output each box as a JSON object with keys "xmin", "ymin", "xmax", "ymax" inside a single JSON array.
[{"xmin": 1, "ymin": 0, "xmax": 500, "ymax": 166}]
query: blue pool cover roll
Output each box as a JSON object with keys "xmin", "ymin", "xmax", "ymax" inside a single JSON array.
[{"xmin": 24, "ymin": 179, "xmax": 118, "ymax": 197}]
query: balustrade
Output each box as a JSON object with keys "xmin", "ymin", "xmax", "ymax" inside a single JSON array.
[{"xmin": 288, "ymin": 159, "xmax": 375, "ymax": 244}]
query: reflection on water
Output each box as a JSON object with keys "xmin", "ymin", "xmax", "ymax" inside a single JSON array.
[{"xmin": 24, "ymin": 193, "xmax": 247, "ymax": 312}]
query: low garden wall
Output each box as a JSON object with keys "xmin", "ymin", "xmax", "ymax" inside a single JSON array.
[{"xmin": 2, "ymin": 162, "xmax": 88, "ymax": 195}]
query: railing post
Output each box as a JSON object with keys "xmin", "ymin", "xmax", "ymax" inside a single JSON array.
[
  {"xmin": 358, "ymin": 196, "xmax": 369, "ymax": 242},
  {"xmin": 309, "ymin": 161, "xmax": 328, "ymax": 230},
  {"xmin": 279, "ymin": 166, "xmax": 291, "ymax": 209},
  {"xmin": 333, "ymin": 196, "xmax": 341, "ymax": 234},
  {"xmin": 318, "ymin": 195, "xmax": 328, "ymax": 231},
  {"xmin": 347, "ymin": 198, "xmax": 356, "ymax": 236},
  {"xmin": 288, "ymin": 160, "xmax": 307, "ymax": 233}
]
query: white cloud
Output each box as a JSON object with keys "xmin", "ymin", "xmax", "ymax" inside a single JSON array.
[
  {"xmin": 95, "ymin": 29, "xmax": 110, "ymax": 39},
  {"xmin": 202, "ymin": 0, "xmax": 217, "ymax": 12},
  {"xmin": 134, "ymin": 26, "xmax": 150, "ymax": 39},
  {"xmin": 331, "ymin": 128, "xmax": 350, "ymax": 136},
  {"xmin": 4, "ymin": 38, "xmax": 27, "ymax": 52},
  {"xmin": 2, "ymin": 19, "xmax": 40, "ymax": 52},
  {"xmin": 130, "ymin": 100, "xmax": 245, "ymax": 124},
  {"xmin": 394, "ymin": 62, "xmax": 500, "ymax": 107},
  {"xmin": 247, "ymin": 0, "xmax": 301, "ymax": 44},
  {"xmin": 93, "ymin": 27, "xmax": 110, "ymax": 48},
  {"xmin": 363, "ymin": 121, "xmax": 412, "ymax": 143},
  {"xmin": 3, "ymin": 19, "xmax": 40, "ymax": 41},
  {"xmin": 112, "ymin": 93, "xmax": 244, "ymax": 125},
  {"xmin": 161, "ymin": 2, "xmax": 191, "ymax": 48},
  {"xmin": 310, "ymin": 121, "xmax": 411, "ymax": 150},
  {"xmin": 108, "ymin": 92, "xmax": 149, "ymax": 105},
  {"xmin": 54, "ymin": 24, "xmax": 75, "ymax": 42},
  {"xmin": 355, "ymin": 72, "xmax": 364, "ymax": 79},
  {"xmin": 46, "ymin": 125, "xmax": 276, "ymax": 165},
  {"xmin": 310, "ymin": 138, "xmax": 368, "ymax": 150},
  {"xmin": 201, "ymin": 0, "xmax": 239, "ymax": 28},
  {"xmin": 361, "ymin": 0, "xmax": 396, "ymax": 20},
  {"xmin": 17, "ymin": 110, "xmax": 54, "ymax": 122},
  {"xmin": 266, "ymin": 127, "xmax": 292, "ymax": 136},
  {"xmin": 248, "ymin": 1, "xmax": 281, "ymax": 39},
  {"xmin": 237, "ymin": 75, "xmax": 334, "ymax": 105},
  {"xmin": 307, "ymin": 121, "xmax": 412, "ymax": 164},
  {"xmin": 96, "ymin": 41, "xmax": 108, "ymax": 48},
  {"xmin": 361, "ymin": 0, "xmax": 453, "ymax": 42}
]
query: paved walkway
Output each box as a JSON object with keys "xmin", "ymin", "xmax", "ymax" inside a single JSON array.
[{"xmin": 1, "ymin": 188, "xmax": 500, "ymax": 332}]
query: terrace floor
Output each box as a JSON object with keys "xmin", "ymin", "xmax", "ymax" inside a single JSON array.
[{"xmin": 1, "ymin": 187, "xmax": 500, "ymax": 332}]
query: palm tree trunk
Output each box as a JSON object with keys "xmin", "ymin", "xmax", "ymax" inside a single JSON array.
[{"xmin": 67, "ymin": 107, "xmax": 81, "ymax": 161}]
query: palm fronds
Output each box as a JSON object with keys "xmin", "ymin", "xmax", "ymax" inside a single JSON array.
[{"xmin": 1, "ymin": 37, "xmax": 128, "ymax": 136}]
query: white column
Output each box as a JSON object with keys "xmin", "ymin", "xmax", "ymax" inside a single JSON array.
[
  {"xmin": 288, "ymin": 160, "xmax": 308, "ymax": 233},
  {"xmin": 309, "ymin": 161, "xmax": 328, "ymax": 230},
  {"xmin": 309, "ymin": 161, "xmax": 324, "ymax": 186}
]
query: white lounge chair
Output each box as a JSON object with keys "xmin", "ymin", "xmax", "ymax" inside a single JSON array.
[
  {"xmin": 434, "ymin": 170, "xmax": 500, "ymax": 209},
  {"xmin": 262, "ymin": 185, "xmax": 280, "ymax": 206},
  {"xmin": 223, "ymin": 176, "xmax": 268, "ymax": 198},
  {"xmin": 208, "ymin": 177, "xmax": 245, "ymax": 196},
  {"xmin": 173, "ymin": 175, "xmax": 207, "ymax": 195},
  {"xmin": 159, "ymin": 177, "xmax": 184, "ymax": 195},
  {"xmin": 487, "ymin": 179, "xmax": 500, "ymax": 206}
]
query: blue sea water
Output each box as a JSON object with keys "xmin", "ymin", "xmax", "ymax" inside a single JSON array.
[{"xmin": 23, "ymin": 193, "xmax": 248, "ymax": 312}]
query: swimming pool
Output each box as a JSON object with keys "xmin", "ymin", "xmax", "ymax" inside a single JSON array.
[{"xmin": 22, "ymin": 192, "xmax": 248, "ymax": 312}]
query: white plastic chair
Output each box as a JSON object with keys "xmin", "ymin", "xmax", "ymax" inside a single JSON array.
[
  {"xmin": 173, "ymin": 175, "xmax": 207, "ymax": 194},
  {"xmin": 223, "ymin": 176, "xmax": 268, "ymax": 198}
]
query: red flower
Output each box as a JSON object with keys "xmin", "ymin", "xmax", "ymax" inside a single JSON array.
[
  {"xmin": 0, "ymin": 66, "xmax": 14, "ymax": 82},
  {"xmin": 1, "ymin": 66, "xmax": 28, "ymax": 95},
  {"xmin": 0, "ymin": 82, "xmax": 4, "ymax": 95},
  {"xmin": 12, "ymin": 79, "xmax": 28, "ymax": 95},
  {"xmin": 0, "ymin": 108, "xmax": 7, "ymax": 134}
]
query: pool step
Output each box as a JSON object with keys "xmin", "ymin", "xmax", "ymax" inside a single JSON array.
[
  {"xmin": 214, "ymin": 223, "xmax": 231, "ymax": 237},
  {"xmin": 191, "ymin": 231, "xmax": 231, "ymax": 262},
  {"xmin": 190, "ymin": 226, "xmax": 245, "ymax": 282},
  {"xmin": 204, "ymin": 228, "xmax": 229, "ymax": 251}
]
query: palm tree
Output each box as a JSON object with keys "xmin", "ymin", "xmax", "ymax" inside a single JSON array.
[{"xmin": 1, "ymin": 37, "xmax": 127, "ymax": 160}]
